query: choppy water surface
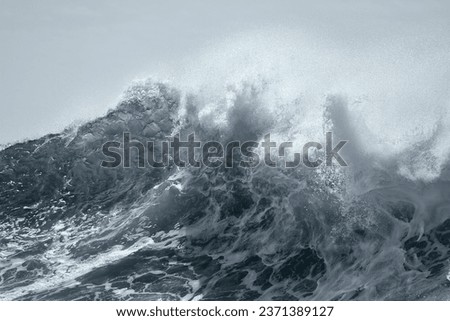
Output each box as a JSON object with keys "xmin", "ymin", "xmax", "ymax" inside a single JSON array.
[{"xmin": 1, "ymin": 33, "xmax": 450, "ymax": 300}]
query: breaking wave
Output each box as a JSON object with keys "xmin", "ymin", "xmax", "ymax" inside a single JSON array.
[{"xmin": 1, "ymin": 30, "xmax": 450, "ymax": 300}]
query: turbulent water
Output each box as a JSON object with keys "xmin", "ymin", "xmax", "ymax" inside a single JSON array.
[
  {"xmin": 0, "ymin": 79, "xmax": 449, "ymax": 301},
  {"xmin": 1, "ymin": 32, "xmax": 450, "ymax": 300}
]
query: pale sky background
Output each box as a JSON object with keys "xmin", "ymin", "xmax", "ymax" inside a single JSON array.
[{"xmin": 0, "ymin": 0, "xmax": 449, "ymax": 145}]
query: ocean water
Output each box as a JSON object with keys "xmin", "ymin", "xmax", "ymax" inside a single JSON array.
[{"xmin": 1, "ymin": 31, "xmax": 450, "ymax": 300}]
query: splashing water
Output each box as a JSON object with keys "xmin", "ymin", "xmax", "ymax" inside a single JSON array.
[{"xmin": 1, "ymin": 29, "xmax": 450, "ymax": 300}]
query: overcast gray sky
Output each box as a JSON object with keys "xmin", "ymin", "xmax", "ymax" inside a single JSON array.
[{"xmin": 1, "ymin": 0, "xmax": 449, "ymax": 145}]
